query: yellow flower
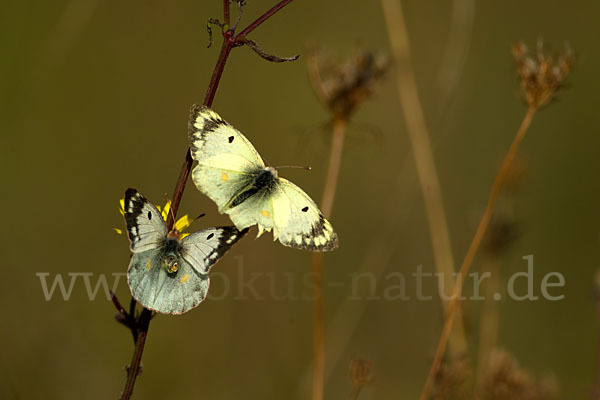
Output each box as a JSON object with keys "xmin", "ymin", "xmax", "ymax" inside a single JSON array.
[{"xmin": 116, "ymin": 198, "xmax": 192, "ymax": 238}]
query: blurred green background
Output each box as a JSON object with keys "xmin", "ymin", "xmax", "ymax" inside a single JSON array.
[{"xmin": 2, "ymin": 0, "xmax": 599, "ymax": 398}]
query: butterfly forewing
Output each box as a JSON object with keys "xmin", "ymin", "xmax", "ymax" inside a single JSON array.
[
  {"xmin": 188, "ymin": 105, "xmax": 264, "ymax": 170},
  {"xmin": 181, "ymin": 226, "xmax": 248, "ymax": 274},
  {"xmin": 124, "ymin": 188, "xmax": 167, "ymax": 253},
  {"xmin": 273, "ymin": 178, "xmax": 338, "ymax": 251},
  {"xmin": 189, "ymin": 105, "xmax": 265, "ymax": 212}
]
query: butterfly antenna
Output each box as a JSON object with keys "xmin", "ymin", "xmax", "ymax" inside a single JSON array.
[
  {"xmin": 275, "ymin": 165, "xmax": 312, "ymax": 171},
  {"xmin": 190, "ymin": 213, "xmax": 206, "ymax": 228}
]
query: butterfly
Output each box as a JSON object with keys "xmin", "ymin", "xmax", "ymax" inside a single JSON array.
[
  {"xmin": 123, "ymin": 188, "xmax": 247, "ymax": 314},
  {"xmin": 188, "ymin": 105, "xmax": 338, "ymax": 252}
]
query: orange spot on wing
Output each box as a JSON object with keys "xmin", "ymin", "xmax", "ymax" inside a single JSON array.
[
  {"xmin": 146, "ymin": 260, "xmax": 151, "ymax": 270},
  {"xmin": 261, "ymin": 210, "xmax": 271, "ymax": 218},
  {"xmin": 180, "ymin": 274, "xmax": 190, "ymax": 283},
  {"xmin": 220, "ymin": 171, "xmax": 229, "ymax": 181}
]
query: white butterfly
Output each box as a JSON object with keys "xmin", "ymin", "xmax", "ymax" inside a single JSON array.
[
  {"xmin": 123, "ymin": 188, "xmax": 246, "ymax": 314},
  {"xmin": 188, "ymin": 106, "xmax": 338, "ymax": 252}
]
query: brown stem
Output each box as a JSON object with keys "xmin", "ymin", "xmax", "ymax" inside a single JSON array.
[
  {"xmin": 593, "ymin": 270, "xmax": 600, "ymax": 400},
  {"xmin": 476, "ymin": 255, "xmax": 500, "ymax": 387},
  {"xmin": 118, "ymin": 1, "xmax": 297, "ymax": 398},
  {"xmin": 418, "ymin": 105, "xmax": 537, "ymax": 400},
  {"xmin": 312, "ymin": 118, "xmax": 347, "ymax": 400},
  {"xmin": 320, "ymin": 118, "xmax": 346, "ymax": 217},
  {"xmin": 223, "ymin": 0, "xmax": 230, "ymax": 26},
  {"xmin": 235, "ymin": 0, "xmax": 295, "ymax": 39},
  {"xmin": 119, "ymin": 309, "xmax": 151, "ymax": 400},
  {"xmin": 380, "ymin": 0, "xmax": 468, "ymax": 357}
]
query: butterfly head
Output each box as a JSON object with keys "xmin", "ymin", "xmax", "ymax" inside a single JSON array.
[
  {"xmin": 265, "ymin": 166, "xmax": 278, "ymax": 178},
  {"xmin": 162, "ymin": 237, "xmax": 182, "ymax": 274},
  {"xmin": 163, "ymin": 254, "xmax": 179, "ymax": 274}
]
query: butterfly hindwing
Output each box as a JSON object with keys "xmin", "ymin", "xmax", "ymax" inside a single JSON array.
[
  {"xmin": 124, "ymin": 188, "xmax": 167, "ymax": 253},
  {"xmin": 181, "ymin": 226, "xmax": 248, "ymax": 274},
  {"xmin": 224, "ymin": 184, "xmax": 276, "ymax": 235},
  {"xmin": 191, "ymin": 163, "xmax": 256, "ymax": 213},
  {"xmin": 127, "ymin": 249, "xmax": 209, "ymax": 315}
]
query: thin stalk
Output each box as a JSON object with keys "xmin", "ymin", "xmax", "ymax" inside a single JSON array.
[
  {"xmin": 236, "ymin": 0, "xmax": 294, "ymax": 38},
  {"xmin": 223, "ymin": 0, "xmax": 230, "ymax": 26},
  {"xmin": 418, "ymin": 105, "xmax": 537, "ymax": 400},
  {"xmin": 312, "ymin": 118, "xmax": 347, "ymax": 400},
  {"xmin": 593, "ymin": 270, "xmax": 600, "ymax": 399},
  {"xmin": 118, "ymin": 2, "xmax": 297, "ymax": 398},
  {"xmin": 120, "ymin": 309, "xmax": 151, "ymax": 400},
  {"xmin": 476, "ymin": 255, "xmax": 500, "ymax": 387},
  {"xmin": 380, "ymin": 0, "xmax": 467, "ymax": 356}
]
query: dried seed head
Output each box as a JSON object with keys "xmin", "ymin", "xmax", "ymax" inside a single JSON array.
[
  {"xmin": 308, "ymin": 46, "xmax": 389, "ymax": 120},
  {"xmin": 433, "ymin": 355, "xmax": 471, "ymax": 400},
  {"xmin": 349, "ymin": 358, "xmax": 374, "ymax": 390},
  {"xmin": 480, "ymin": 349, "xmax": 560, "ymax": 400},
  {"xmin": 512, "ymin": 40, "xmax": 573, "ymax": 109},
  {"xmin": 483, "ymin": 214, "xmax": 518, "ymax": 257}
]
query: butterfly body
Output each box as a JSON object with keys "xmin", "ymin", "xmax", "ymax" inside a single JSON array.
[
  {"xmin": 188, "ymin": 106, "xmax": 339, "ymax": 252},
  {"xmin": 123, "ymin": 188, "xmax": 246, "ymax": 314}
]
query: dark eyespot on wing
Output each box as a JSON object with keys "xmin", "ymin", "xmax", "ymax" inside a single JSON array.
[
  {"xmin": 228, "ymin": 135, "xmax": 234, "ymax": 143},
  {"xmin": 207, "ymin": 233, "xmax": 214, "ymax": 240},
  {"xmin": 302, "ymin": 206, "xmax": 309, "ymax": 212},
  {"xmin": 148, "ymin": 211, "xmax": 152, "ymax": 220}
]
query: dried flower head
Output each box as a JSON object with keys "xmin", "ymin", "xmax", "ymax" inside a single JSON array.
[
  {"xmin": 483, "ymin": 213, "xmax": 518, "ymax": 256},
  {"xmin": 349, "ymin": 358, "xmax": 374, "ymax": 390},
  {"xmin": 308, "ymin": 46, "xmax": 389, "ymax": 119},
  {"xmin": 433, "ymin": 355, "xmax": 472, "ymax": 400},
  {"xmin": 512, "ymin": 40, "xmax": 573, "ymax": 109},
  {"xmin": 480, "ymin": 349, "xmax": 560, "ymax": 400}
]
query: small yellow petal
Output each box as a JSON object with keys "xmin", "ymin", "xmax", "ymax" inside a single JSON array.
[
  {"xmin": 114, "ymin": 228, "xmax": 123, "ymax": 235},
  {"xmin": 119, "ymin": 198, "xmax": 125, "ymax": 215},
  {"xmin": 174, "ymin": 214, "xmax": 192, "ymax": 232},
  {"xmin": 161, "ymin": 201, "xmax": 172, "ymax": 221},
  {"xmin": 180, "ymin": 232, "xmax": 190, "ymax": 239}
]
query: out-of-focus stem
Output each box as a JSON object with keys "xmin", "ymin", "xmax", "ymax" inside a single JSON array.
[
  {"xmin": 380, "ymin": 0, "xmax": 468, "ymax": 356},
  {"xmin": 476, "ymin": 255, "xmax": 500, "ymax": 386},
  {"xmin": 592, "ymin": 270, "xmax": 600, "ymax": 399},
  {"xmin": 419, "ymin": 105, "xmax": 537, "ymax": 400},
  {"xmin": 312, "ymin": 118, "xmax": 347, "ymax": 400}
]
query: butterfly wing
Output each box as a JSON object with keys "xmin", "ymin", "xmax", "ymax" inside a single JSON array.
[
  {"xmin": 223, "ymin": 185, "xmax": 277, "ymax": 232},
  {"xmin": 123, "ymin": 188, "xmax": 167, "ymax": 253},
  {"xmin": 271, "ymin": 178, "xmax": 338, "ymax": 251},
  {"xmin": 180, "ymin": 226, "xmax": 248, "ymax": 274},
  {"xmin": 188, "ymin": 105, "xmax": 264, "ymax": 212},
  {"xmin": 127, "ymin": 249, "xmax": 209, "ymax": 315}
]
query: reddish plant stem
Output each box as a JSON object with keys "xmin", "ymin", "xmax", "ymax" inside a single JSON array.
[
  {"xmin": 236, "ymin": 0, "xmax": 294, "ymax": 38},
  {"xmin": 118, "ymin": 2, "xmax": 297, "ymax": 399},
  {"xmin": 223, "ymin": 0, "xmax": 230, "ymax": 26}
]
